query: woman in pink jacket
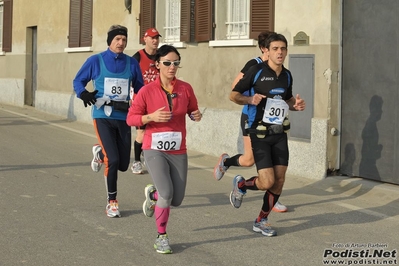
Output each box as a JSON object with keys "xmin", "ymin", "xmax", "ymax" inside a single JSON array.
[{"xmin": 126, "ymin": 45, "xmax": 202, "ymax": 254}]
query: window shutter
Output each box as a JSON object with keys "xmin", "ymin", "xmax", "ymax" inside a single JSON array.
[
  {"xmin": 2, "ymin": 0, "xmax": 12, "ymax": 52},
  {"xmin": 180, "ymin": 0, "xmax": 191, "ymax": 42},
  {"xmin": 250, "ymin": 0, "xmax": 274, "ymax": 39},
  {"xmin": 139, "ymin": 0, "xmax": 155, "ymax": 44},
  {"xmin": 195, "ymin": 0, "xmax": 213, "ymax": 42},
  {"xmin": 68, "ymin": 0, "xmax": 81, "ymax": 48},
  {"xmin": 80, "ymin": 0, "xmax": 92, "ymax": 47}
]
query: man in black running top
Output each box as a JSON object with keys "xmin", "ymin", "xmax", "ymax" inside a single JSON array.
[
  {"xmin": 229, "ymin": 32, "xmax": 306, "ymax": 236},
  {"xmin": 213, "ymin": 31, "xmax": 288, "ymax": 213}
]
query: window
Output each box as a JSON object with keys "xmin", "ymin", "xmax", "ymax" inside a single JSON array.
[
  {"xmin": 156, "ymin": 0, "xmax": 191, "ymax": 44},
  {"xmin": 139, "ymin": 0, "xmax": 273, "ymax": 45},
  {"xmin": 142, "ymin": 0, "xmax": 211, "ymax": 44},
  {"xmin": 226, "ymin": 0, "xmax": 250, "ymax": 40},
  {"xmin": 211, "ymin": 0, "xmax": 274, "ymax": 46},
  {"xmin": 68, "ymin": 0, "xmax": 93, "ymax": 48},
  {"xmin": 141, "ymin": 0, "xmax": 190, "ymax": 45},
  {"xmin": 164, "ymin": 0, "xmax": 181, "ymax": 43},
  {"xmin": 1, "ymin": 0, "xmax": 12, "ymax": 52}
]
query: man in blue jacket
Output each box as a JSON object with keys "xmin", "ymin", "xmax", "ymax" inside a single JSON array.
[{"xmin": 73, "ymin": 25, "xmax": 144, "ymax": 217}]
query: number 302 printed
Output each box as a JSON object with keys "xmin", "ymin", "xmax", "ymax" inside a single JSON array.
[{"xmin": 156, "ymin": 141, "xmax": 177, "ymax": 151}]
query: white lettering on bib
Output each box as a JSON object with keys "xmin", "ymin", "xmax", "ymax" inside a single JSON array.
[
  {"xmin": 104, "ymin": 77, "xmax": 129, "ymax": 101},
  {"xmin": 262, "ymin": 98, "xmax": 289, "ymax": 125},
  {"xmin": 151, "ymin": 132, "xmax": 182, "ymax": 151}
]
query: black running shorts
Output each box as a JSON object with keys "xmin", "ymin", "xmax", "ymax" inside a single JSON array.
[{"xmin": 250, "ymin": 133, "xmax": 289, "ymax": 169}]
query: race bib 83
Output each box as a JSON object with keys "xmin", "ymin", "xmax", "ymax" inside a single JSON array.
[{"xmin": 104, "ymin": 77, "xmax": 129, "ymax": 101}]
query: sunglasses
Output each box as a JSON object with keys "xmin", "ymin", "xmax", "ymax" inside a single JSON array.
[{"xmin": 159, "ymin": 61, "xmax": 181, "ymax": 67}]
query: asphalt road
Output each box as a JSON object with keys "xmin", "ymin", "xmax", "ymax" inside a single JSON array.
[{"xmin": 1, "ymin": 104, "xmax": 398, "ymax": 266}]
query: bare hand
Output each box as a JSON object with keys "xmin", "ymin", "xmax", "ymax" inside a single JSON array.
[
  {"xmin": 150, "ymin": 106, "xmax": 173, "ymax": 122},
  {"xmin": 189, "ymin": 109, "xmax": 202, "ymax": 122},
  {"xmin": 250, "ymin": 93, "xmax": 266, "ymax": 106},
  {"xmin": 293, "ymin": 94, "xmax": 306, "ymax": 111}
]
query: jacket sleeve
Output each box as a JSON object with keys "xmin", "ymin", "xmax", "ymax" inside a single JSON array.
[
  {"xmin": 130, "ymin": 59, "xmax": 144, "ymax": 94},
  {"xmin": 185, "ymin": 83, "xmax": 199, "ymax": 115},
  {"xmin": 73, "ymin": 55, "xmax": 99, "ymax": 98}
]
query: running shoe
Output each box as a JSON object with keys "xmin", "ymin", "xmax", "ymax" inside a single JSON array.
[
  {"xmin": 143, "ymin": 184, "xmax": 156, "ymax": 217},
  {"xmin": 213, "ymin": 153, "xmax": 230, "ymax": 180},
  {"xmin": 253, "ymin": 218, "xmax": 277, "ymax": 236},
  {"xmin": 131, "ymin": 161, "xmax": 143, "ymax": 174},
  {"xmin": 91, "ymin": 144, "xmax": 103, "ymax": 172},
  {"xmin": 229, "ymin": 175, "xmax": 246, "ymax": 208},
  {"xmin": 106, "ymin": 200, "xmax": 121, "ymax": 218},
  {"xmin": 154, "ymin": 234, "xmax": 173, "ymax": 254},
  {"xmin": 272, "ymin": 201, "xmax": 288, "ymax": 212}
]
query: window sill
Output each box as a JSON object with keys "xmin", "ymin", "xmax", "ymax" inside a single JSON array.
[
  {"xmin": 64, "ymin": 47, "xmax": 93, "ymax": 53},
  {"xmin": 159, "ymin": 42, "xmax": 186, "ymax": 48},
  {"xmin": 209, "ymin": 39, "xmax": 257, "ymax": 47}
]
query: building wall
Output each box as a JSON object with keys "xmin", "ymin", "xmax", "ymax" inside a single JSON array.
[
  {"xmin": 0, "ymin": 0, "xmax": 342, "ymax": 180},
  {"xmin": 274, "ymin": 0, "xmax": 341, "ymax": 175}
]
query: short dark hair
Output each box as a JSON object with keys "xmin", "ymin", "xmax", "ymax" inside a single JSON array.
[
  {"xmin": 258, "ymin": 31, "xmax": 274, "ymax": 50},
  {"xmin": 155, "ymin": 45, "xmax": 181, "ymax": 62},
  {"xmin": 265, "ymin": 33, "xmax": 288, "ymax": 49}
]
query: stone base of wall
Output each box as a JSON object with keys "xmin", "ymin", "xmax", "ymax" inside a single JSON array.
[
  {"xmin": 186, "ymin": 109, "xmax": 328, "ymax": 180},
  {"xmin": 0, "ymin": 78, "xmax": 25, "ymax": 106},
  {"xmin": 34, "ymin": 90, "xmax": 92, "ymax": 124},
  {"xmin": 288, "ymin": 118, "xmax": 328, "ymax": 179}
]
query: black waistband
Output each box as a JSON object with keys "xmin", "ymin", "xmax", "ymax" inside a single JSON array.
[
  {"xmin": 105, "ymin": 100, "xmax": 130, "ymax": 112},
  {"xmin": 245, "ymin": 122, "xmax": 290, "ymax": 137},
  {"xmin": 245, "ymin": 125, "xmax": 284, "ymax": 136},
  {"xmin": 104, "ymin": 100, "xmax": 129, "ymax": 106}
]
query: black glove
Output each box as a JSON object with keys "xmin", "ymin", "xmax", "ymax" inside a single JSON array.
[{"xmin": 80, "ymin": 90, "xmax": 98, "ymax": 107}]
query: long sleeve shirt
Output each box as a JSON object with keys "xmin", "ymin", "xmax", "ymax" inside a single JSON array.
[
  {"xmin": 73, "ymin": 48, "xmax": 144, "ymax": 120},
  {"xmin": 73, "ymin": 48, "xmax": 144, "ymax": 98},
  {"xmin": 126, "ymin": 76, "xmax": 199, "ymax": 154}
]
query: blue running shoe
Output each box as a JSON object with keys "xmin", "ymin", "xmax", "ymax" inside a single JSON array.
[
  {"xmin": 229, "ymin": 175, "xmax": 246, "ymax": 208},
  {"xmin": 213, "ymin": 153, "xmax": 230, "ymax": 180},
  {"xmin": 253, "ymin": 218, "xmax": 277, "ymax": 237}
]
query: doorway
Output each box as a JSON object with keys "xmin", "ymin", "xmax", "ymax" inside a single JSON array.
[
  {"xmin": 341, "ymin": 0, "xmax": 399, "ymax": 184},
  {"xmin": 288, "ymin": 54, "xmax": 314, "ymax": 141},
  {"xmin": 25, "ymin": 26, "xmax": 37, "ymax": 106}
]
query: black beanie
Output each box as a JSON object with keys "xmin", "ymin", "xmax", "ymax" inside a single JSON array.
[{"xmin": 107, "ymin": 28, "xmax": 128, "ymax": 46}]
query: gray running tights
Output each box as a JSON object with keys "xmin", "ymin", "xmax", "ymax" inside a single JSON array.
[{"xmin": 143, "ymin": 150, "xmax": 188, "ymax": 208}]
